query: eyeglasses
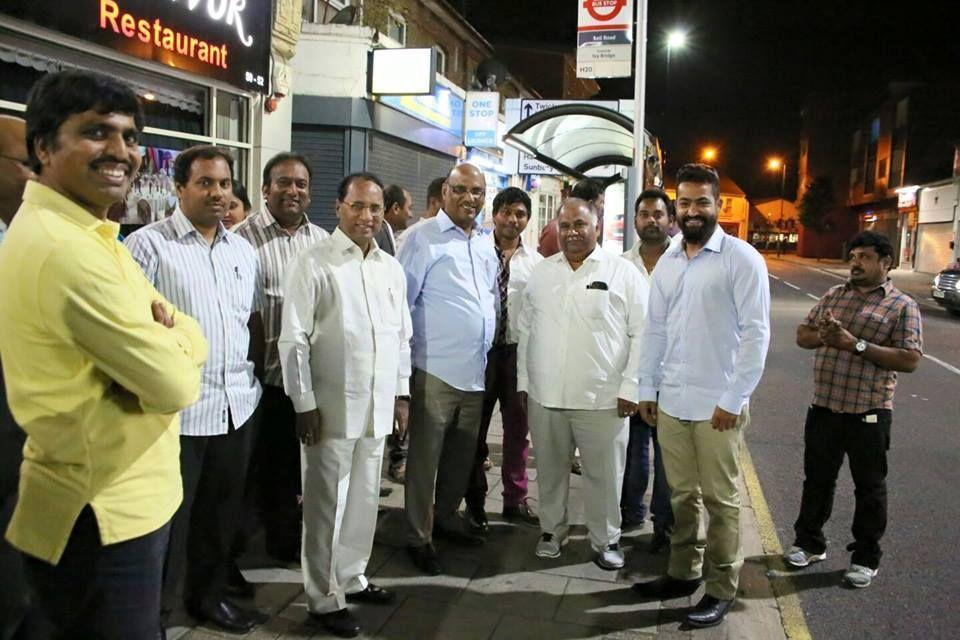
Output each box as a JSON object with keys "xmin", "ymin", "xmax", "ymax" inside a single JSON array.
[
  {"xmin": 0, "ymin": 154, "xmax": 31, "ymax": 169},
  {"xmin": 449, "ymin": 185, "xmax": 485, "ymax": 198},
  {"xmin": 344, "ymin": 201, "xmax": 384, "ymax": 215}
]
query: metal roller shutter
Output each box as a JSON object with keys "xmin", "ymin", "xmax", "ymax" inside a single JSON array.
[
  {"xmin": 368, "ymin": 133, "xmax": 455, "ymax": 213},
  {"xmin": 292, "ymin": 126, "xmax": 344, "ymax": 232},
  {"xmin": 916, "ymin": 222, "xmax": 954, "ymax": 274}
]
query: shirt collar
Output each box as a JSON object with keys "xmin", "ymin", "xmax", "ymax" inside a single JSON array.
[
  {"xmin": 171, "ymin": 206, "xmax": 229, "ymax": 243},
  {"xmin": 332, "ymin": 226, "xmax": 382, "ymax": 259},
  {"xmin": 261, "ymin": 206, "xmax": 309, "ymax": 232},
  {"xmin": 844, "ymin": 278, "xmax": 894, "ymax": 296},
  {"xmin": 22, "ymin": 181, "xmax": 120, "ymax": 241},
  {"xmin": 437, "ymin": 209, "xmax": 479, "ymax": 235},
  {"xmin": 561, "ymin": 245, "xmax": 606, "ymax": 268}
]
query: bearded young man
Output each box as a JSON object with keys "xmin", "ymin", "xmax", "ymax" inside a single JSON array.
[{"xmin": 631, "ymin": 164, "xmax": 770, "ymax": 629}]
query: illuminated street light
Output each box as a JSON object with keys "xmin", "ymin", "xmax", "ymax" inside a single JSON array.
[
  {"xmin": 665, "ymin": 28, "xmax": 688, "ymax": 92},
  {"xmin": 766, "ymin": 156, "xmax": 788, "ymax": 232},
  {"xmin": 701, "ymin": 146, "xmax": 718, "ymax": 162}
]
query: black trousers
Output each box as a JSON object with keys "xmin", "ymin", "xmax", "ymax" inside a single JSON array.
[
  {"xmin": 24, "ymin": 507, "xmax": 169, "ymax": 640},
  {"xmin": 0, "ymin": 367, "xmax": 44, "ymax": 640},
  {"xmin": 252, "ymin": 386, "xmax": 302, "ymax": 556},
  {"xmin": 163, "ymin": 410, "xmax": 257, "ymax": 614},
  {"xmin": 793, "ymin": 405, "xmax": 892, "ymax": 569}
]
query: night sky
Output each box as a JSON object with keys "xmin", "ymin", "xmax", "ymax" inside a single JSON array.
[{"xmin": 463, "ymin": 0, "xmax": 955, "ymax": 200}]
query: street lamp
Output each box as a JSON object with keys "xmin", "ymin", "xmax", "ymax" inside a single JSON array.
[
  {"xmin": 665, "ymin": 28, "xmax": 687, "ymax": 92},
  {"xmin": 766, "ymin": 157, "xmax": 787, "ymax": 252},
  {"xmin": 701, "ymin": 146, "xmax": 718, "ymax": 163}
]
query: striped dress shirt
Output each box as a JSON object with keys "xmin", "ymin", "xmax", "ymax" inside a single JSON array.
[
  {"xmin": 233, "ymin": 209, "xmax": 329, "ymax": 387},
  {"xmin": 125, "ymin": 208, "xmax": 263, "ymax": 436}
]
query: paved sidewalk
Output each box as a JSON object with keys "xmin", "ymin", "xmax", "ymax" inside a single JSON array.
[
  {"xmin": 772, "ymin": 254, "xmax": 936, "ymax": 307},
  {"xmin": 176, "ymin": 416, "xmax": 796, "ymax": 640}
]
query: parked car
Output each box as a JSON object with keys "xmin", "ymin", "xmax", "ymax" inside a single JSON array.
[{"xmin": 932, "ymin": 262, "xmax": 960, "ymax": 315}]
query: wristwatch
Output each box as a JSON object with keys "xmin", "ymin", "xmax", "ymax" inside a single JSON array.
[
  {"xmin": 396, "ymin": 395, "xmax": 411, "ymax": 401},
  {"xmin": 854, "ymin": 340, "xmax": 868, "ymax": 354}
]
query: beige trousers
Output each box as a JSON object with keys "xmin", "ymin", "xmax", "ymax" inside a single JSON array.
[{"xmin": 657, "ymin": 406, "xmax": 749, "ymax": 600}]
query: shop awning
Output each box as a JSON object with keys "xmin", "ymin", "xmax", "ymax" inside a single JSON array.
[{"xmin": 503, "ymin": 103, "xmax": 649, "ymax": 183}]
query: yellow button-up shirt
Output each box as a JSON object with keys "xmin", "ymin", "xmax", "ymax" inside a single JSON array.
[{"xmin": 0, "ymin": 181, "xmax": 207, "ymax": 564}]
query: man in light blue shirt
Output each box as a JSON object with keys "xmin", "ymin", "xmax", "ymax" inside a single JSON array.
[
  {"xmin": 632, "ymin": 164, "xmax": 770, "ymax": 629},
  {"xmin": 396, "ymin": 163, "xmax": 498, "ymax": 575}
]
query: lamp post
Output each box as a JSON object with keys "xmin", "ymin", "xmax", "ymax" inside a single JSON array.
[
  {"xmin": 665, "ymin": 29, "xmax": 687, "ymax": 94},
  {"xmin": 766, "ymin": 157, "xmax": 787, "ymax": 222}
]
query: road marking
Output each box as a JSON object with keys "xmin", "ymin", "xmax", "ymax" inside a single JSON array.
[
  {"xmin": 924, "ymin": 353, "xmax": 960, "ymax": 376},
  {"xmin": 805, "ymin": 293, "xmax": 820, "ymax": 301},
  {"xmin": 741, "ymin": 446, "xmax": 813, "ymax": 640},
  {"xmin": 783, "ymin": 281, "xmax": 801, "ymax": 290},
  {"xmin": 769, "ymin": 274, "xmax": 781, "ymax": 281}
]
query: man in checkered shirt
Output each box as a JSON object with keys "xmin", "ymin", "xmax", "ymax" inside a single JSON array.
[{"xmin": 784, "ymin": 231, "xmax": 922, "ymax": 589}]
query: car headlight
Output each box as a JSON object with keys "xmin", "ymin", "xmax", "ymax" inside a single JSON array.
[{"xmin": 934, "ymin": 274, "xmax": 941, "ymax": 288}]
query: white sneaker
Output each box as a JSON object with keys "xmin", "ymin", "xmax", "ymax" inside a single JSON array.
[
  {"xmin": 593, "ymin": 542, "xmax": 625, "ymax": 570},
  {"xmin": 843, "ymin": 564, "xmax": 878, "ymax": 588},
  {"xmin": 535, "ymin": 533, "xmax": 568, "ymax": 558},
  {"xmin": 784, "ymin": 546, "xmax": 826, "ymax": 568}
]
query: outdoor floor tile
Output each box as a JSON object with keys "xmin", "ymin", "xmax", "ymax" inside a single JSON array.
[
  {"xmin": 370, "ymin": 597, "xmax": 500, "ymax": 640},
  {"xmin": 457, "ymin": 568, "xmax": 569, "ymax": 619},
  {"xmin": 490, "ymin": 613, "xmax": 605, "ymax": 639},
  {"xmin": 370, "ymin": 548, "xmax": 480, "ymax": 604},
  {"xmin": 555, "ymin": 577, "xmax": 661, "ymax": 635}
]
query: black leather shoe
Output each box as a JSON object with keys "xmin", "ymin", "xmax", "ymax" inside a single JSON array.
[
  {"xmin": 631, "ymin": 575, "xmax": 702, "ymax": 600},
  {"xmin": 649, "ymin": 528, "xmax": 671, "ymax": 554},
  {"xmin": 502, "ymin": 501, "xmax": 540, "ymax": 528},
  {"xmin": 345, "ymin": 583, "xmax": 396, "ymax": 605},
  {"xmin": 465, "ymin": 505, "xmax": 490, "ymax": 533},
  {"xmin": 685, "ymin": 594, "xmax": 734, "ymax": 628},
  {"xmin": 187, "ymin": 598, "xmax": 259, "ymax": 633},
  {"xmin": 309, "ymin": 608, "xmax": 361, "ymax": 638},
  {"xmin": 379, "ymin": 486, "xmax": 394, "ymax": 497},
  {"xmin": 407, "ymin": 543, "xmax": 443, "ymax": 575},
  {"xmin": 225, "ymin": 562, "xmax": 256, "ymax": 599}
]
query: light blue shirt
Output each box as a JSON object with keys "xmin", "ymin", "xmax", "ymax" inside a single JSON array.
[
  {"xmin": 125, "ymin": 208, "xmax": 263, "ymax": 436},
  {"xmin": 638, "ymin": 227, "xmax": 770, "ymax": 421},
  {"xmin": 396, "ymin": 210, "xmax": 498, "ymax": 391}
]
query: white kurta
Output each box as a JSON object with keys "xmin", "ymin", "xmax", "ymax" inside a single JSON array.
[
  {"xmin": 277, "ymin": 227, "xmax": 412, "ymax": 614},
  {"xmin": 279, "ymin": 228, "xmax": 412, "ymax": 439}
]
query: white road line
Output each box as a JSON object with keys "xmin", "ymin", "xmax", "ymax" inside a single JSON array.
[
  {"xmin": 769, "ymin": 274, "xmax": 781, "ymax": 280},
  {"xmin": 783, "ymin": 281, "xmax": 801, "ymax": 290},
  {"xmin": 923, "ymin": 354, "xmax": 960, "ymax": 376},
  {"xmin": 806, "ymin": 293, "xmax": 820, "ymax": 300}
]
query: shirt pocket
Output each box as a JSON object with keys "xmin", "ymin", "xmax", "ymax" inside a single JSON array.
[
  {"xmin": 377, "ymin": 284, "xmax": 403, "ymax": 331},
  {"xmin": 577, "ymin": 288, "xmax": 610, "ymax": 319},
  {"xmin": 856, "ymin": 309, "xmax": 891, "ymax": 342}
]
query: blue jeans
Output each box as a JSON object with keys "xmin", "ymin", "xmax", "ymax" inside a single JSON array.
[{"xmin": 621, "ymin": 416, "xmax": 674, "ymax": 532}]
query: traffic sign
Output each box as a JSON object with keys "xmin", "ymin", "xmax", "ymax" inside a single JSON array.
[{"xmin": 577, "ymin": 0, "xmax": 634, "ymax": 79}]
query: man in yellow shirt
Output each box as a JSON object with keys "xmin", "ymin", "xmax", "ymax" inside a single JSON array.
[{"xmin": 0, "ymin": 70, "xmax": 207, "ymax": 640}]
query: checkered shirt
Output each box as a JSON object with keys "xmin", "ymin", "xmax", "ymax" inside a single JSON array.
[{"xmin": 804, "ymin": 280, "xmax": 923, "ymax": 413}]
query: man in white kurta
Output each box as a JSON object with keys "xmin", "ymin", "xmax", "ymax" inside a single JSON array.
[
  {"xmin": 518, "ymin": 198, "xmax": 648, "ymax": 571},
  {"xmin": 278, "ymin": 173, "xmax": 412, "ymax": 638}
]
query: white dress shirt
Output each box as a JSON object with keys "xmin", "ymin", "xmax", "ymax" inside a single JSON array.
[
  {"xmin": 518, "ymin": 247, "xmax": 649, "ymax": 410},
  {"xmin": 487, "ymin": 235, "xmax": 543, "ymax": 345},
  {"xmin": 278, "ymin": 228, "xmax": 412, "ymax": 439},
  {"xmin": 637, "ymin": 226, "xmax": 770, "ymax": 420},
  {"xmin": 124, "ymin": 208, "xmax": 262, "ymax": 436},
  {"xmin": 621, "ymin": 238, "xmax": 673, "ymax": 286}
]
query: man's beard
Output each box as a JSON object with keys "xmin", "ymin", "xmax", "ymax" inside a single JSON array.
[
  {"xmin": 680, "ymin": 215, "xmax": 717, "ymax": 244},
  {"xmin": 639, "ymin": 225, "xmax": 667, "ymax": 244}
]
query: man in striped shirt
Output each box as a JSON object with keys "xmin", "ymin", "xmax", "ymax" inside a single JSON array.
[
  {"xmin": 125, "ymin": 145, "xmax": 264, "ymax": 633},
  {"xmin": 234, "ymin": 152, "xmax": 329, "ymax": 563}
]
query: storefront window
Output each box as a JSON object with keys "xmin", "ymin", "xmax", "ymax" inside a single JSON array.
[{"xmin": 215, "ymin": 91, "xmax": 250, "ymax": 143}]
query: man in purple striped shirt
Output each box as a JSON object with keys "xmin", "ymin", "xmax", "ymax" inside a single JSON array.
[{"xmin": 125, "ymin": 145, "xmax": 264, "ymax": 634}]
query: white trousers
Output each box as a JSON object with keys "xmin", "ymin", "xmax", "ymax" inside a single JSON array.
[
  {"xmin": 301, "ymin": 435, "xmax": 386, "ymax": 614},
  {"xmin": 528, "ymin": 400, "xmax": 628, "ymax": 548}
]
